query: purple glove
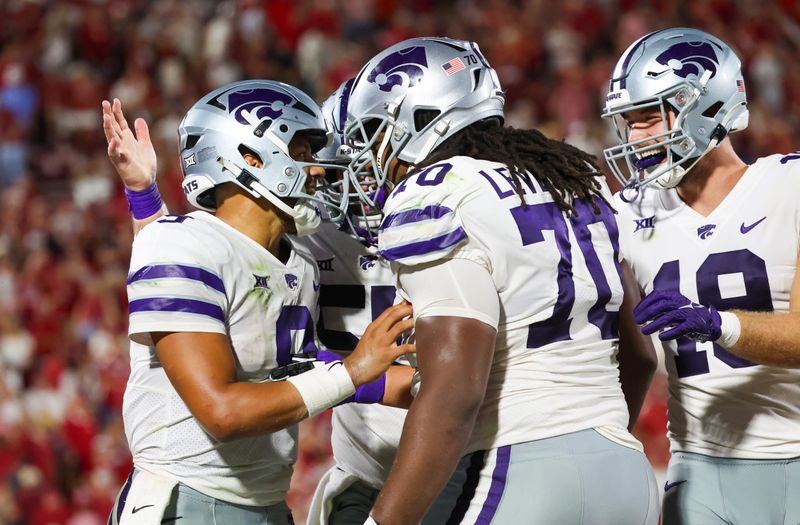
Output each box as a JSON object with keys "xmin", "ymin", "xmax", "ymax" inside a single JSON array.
[
  {"xmin": 634, "ymin": 290, "xmax": 722, "ymax": 342},
  {"xmin": 316, "ymin": 350, "xmax": 386, "ymax": 404}
]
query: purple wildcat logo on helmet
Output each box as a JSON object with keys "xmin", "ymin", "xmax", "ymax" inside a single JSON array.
[
  {"xmin": 367, "ymin": 46, "xmax": 428, "ymax": 93},
  {"xmin": 656, "ymin": 41, "xmax": 719, "ymax": 80},
  {"xmin": 227, "ymin": 88, "xmax": 295, "ymax": 126}
]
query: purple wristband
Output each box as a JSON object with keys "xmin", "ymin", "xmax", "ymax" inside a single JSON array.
[
  {"xmin": 317, "ymin": 350, "xmax": 386, "ymax": 404},
  {"xmin": 350, "ymin": 373, "xmax": 386, "ymax": 404},
  {"xmin": 316, "ymin": 350, "xmax": 343, "ymax": 363},
  {"xmin": 124, "ymin": 182, "xmax": 163, "ymax": 220}
]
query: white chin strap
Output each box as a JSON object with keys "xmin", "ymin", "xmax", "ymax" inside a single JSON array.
[
  {"xmin": 218, "ymin": 157, "xmax": 322, "ymax": 236},
  {"xmin": 652, "ymin": 164, "xmax": 687, "ymax": 189},
  {"xmin": 375, "ymin": 124, "xmax": 394, "ymax": 185},
  {"xmin": 253, "ymin": 182, "xmax": 322, "ymax": 236},
  {"xmin": 414, "ymin": 119, "xmax": 451, "ymax": 164}
]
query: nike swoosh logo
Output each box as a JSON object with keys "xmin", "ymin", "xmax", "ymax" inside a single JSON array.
[
  {"xmin": 132, "ymin": 505, "xmax": 154, "ymax": 514},
  {"xmin": 664, "ymin": 480, "xmax": 687, "ymax": 492},
  {"xmin": 740, "ymin": 216, "xmax": 766, "ymax": 234}
]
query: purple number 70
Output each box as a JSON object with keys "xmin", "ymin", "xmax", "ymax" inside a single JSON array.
[{"xmin": 510, "ymin": 198, "xmax": 622, "ymax": 348}]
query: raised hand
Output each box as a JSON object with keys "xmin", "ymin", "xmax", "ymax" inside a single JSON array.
[
  {"xmin": 634, "ymin": 290, "xmax": 722, "ymax": 342},
  {"xmin": 344, "ymin": 301, "xmax": 415, "ymax": 386},
  {"xmin": 101, "ymin": 98, "xmax": 157, "ymax": 190}
]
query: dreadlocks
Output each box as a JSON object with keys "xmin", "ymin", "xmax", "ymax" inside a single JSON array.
[{"xmin": 415, "ymin": 119, "xmax": 611, "ymax": 216}]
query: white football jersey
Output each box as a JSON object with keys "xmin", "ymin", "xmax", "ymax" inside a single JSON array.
[
  {"xmin": 124, "ymin": 211, "xmax": 319, "ymax": 506},
  {"xmin": 616, "ymin": 153, "xmax": 800, "ymax": 458},
  {"xmin": 379, "ymin": 156, "xmax": 640, "ymax": 453},
  {"xmin": 297, "ymin": 222, "xmax": 406, "ymax": 489}
]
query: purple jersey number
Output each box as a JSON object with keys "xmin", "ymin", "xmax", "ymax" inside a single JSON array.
[
  {"xmin": 317, "ymin": 284, "xmax": 396, "ymax": 351},
  {"xmin": 511, "ymin": 197, "xmax": 622, "ymax": 348},
  {"xmin": 276, "ymin": 305, "xmax": 318, "ymax": 366},
  {"xmin": 653, "ymin": 249, "xmax": 766, "ymax": 378}
]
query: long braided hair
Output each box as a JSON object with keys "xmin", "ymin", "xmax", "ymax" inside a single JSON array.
[{"xmin": 415, "ymin": 119, "xmax": 612, "ymax": 215}]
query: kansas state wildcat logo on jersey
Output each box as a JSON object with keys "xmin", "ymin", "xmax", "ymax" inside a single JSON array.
[
  {"xmin": 697, "ymin": 223, "xmax": 716, "ymax": 239},
  {"xmin": 227, "ymin": 88, "xmax": 295, "ymax": 126},
  {"xmin": 367, "ymin": 46, "xmax": 428, "ymax": 92},
  {"xmin": 359, "ymin": 255, "xmax": 378, "ymax": 270},
  {"xmin": 656, "ymin": 41, "xmax": 719, "ymax": 80}
]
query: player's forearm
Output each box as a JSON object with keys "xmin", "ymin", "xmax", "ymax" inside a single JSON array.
[
  {"xmin": 197, "ymin": 380, "xmax": 310, "ymax": 441},
  {"xmin": 726, "ymin": 310, "xmax": 800, "ymax": 367},
  {"xmin": 371, "ymin": 385, "xmax": 483, "ymax": 524},
  {"xmin": 617, "ymin": 346, "xmax": 657, "ymax": 429},
  {"xmin": 617, "ymin": 260, "xmax": 657, "ymax": 428}
]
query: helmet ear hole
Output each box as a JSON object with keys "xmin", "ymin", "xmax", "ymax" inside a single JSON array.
[
  {"xmin": 238, "ymin": 145, "xmax": 264, "ymax": 167},
  {"xmin": 702, "ymin": 101, "xmax": 724, "ymax": 118},
  {"xmin": 184, "ymin": 134, "xmax": 202, "ymax": 150},
  {"xmin": 414, "ymin": 109, "xmax": 441, "ymax": 132}
]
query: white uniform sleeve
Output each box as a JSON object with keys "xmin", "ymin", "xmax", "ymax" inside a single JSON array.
[
  {"xmin": 378, "ymin": 161, "xmax": 480, "ymax": 267},
  {"xmin": 397, "ymin": 258, "xmax": 500, "ymax": 329},
  {"xmin": 127, "ymin": 221, "xmax": 229, "ymax": 345}
]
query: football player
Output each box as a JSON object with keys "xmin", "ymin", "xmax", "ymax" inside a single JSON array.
[
  {"xmin": 343, "ymin": 37, "xmax": 659, "ymax": 525},
  {"xmin": 303, "ymin": 80, "xmax": 409, "ymax": 525},
  {"xmin": 101, "ymin": 80, "xmax": 414, "ymax": 524},
  {"xmin": 603, "ymin": 27, "xmax": 800, "ymax": 524}
]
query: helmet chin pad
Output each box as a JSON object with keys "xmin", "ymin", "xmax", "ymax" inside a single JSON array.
[{"xmin": 651, "ymin": 165, "xmax": 687, "ymax": 189}]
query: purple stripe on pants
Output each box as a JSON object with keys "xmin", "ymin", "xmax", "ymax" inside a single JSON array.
[{"xmin": 475, "ymin": 445, "xmax": 511, "ymax": 524}]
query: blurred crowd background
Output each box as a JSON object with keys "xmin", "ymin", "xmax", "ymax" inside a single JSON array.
[{"xmin": 1, "ymin": 0, "xmax": 798, "ymax": 523}]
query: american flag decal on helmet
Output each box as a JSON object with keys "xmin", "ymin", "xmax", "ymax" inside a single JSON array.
[
  {"xmin": 442, "ymin": 57, "xmax": 465, "ymax": 75},
  {"xmin": 736, "ymin": 79, "xmax": 745, "ymax": 93}
]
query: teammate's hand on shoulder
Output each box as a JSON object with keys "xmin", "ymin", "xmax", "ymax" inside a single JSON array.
[
  {"xmin": 634, "ymin": 290, "xmax": 722, "ymax": 342},
  {"xmin": 101, "ymin": 98, "xmax": 157, "ymax": 190},
  {"xmin": 344, "ymin": 301, "xmax": 415, "ymax": 387}
]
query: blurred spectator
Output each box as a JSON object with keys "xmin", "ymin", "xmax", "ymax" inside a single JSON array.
[{"xmin": 2, "ymin": 0, "xmax": 799, "ymax": 522}]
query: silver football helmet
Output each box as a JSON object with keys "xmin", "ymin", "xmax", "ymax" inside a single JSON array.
[
  {"xmin": 602, "ymin": 28, "xmax": 749, "ymax": 191},
  {"xmin": 317, "ymin": 78, "xmax": 382, "ymax": 244},
  {"xmin": 317, "ymin": 78, "xmax": 354, "ymax": 165},
  {"xmin": 343, "ymin": 37, "xmax": 505, "ymax": 212},
  {"xmin": 179, "ymin": 80, "xmax": 338, "ymax": 234}
]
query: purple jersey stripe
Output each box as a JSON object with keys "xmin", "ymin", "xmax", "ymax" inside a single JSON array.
[
  {"xmin": 129, "ymin": 297, "xmax": 225, "ymax": 322},
  {"xmin": 475, "ymin": 445, "xmax": 511, "ymax": 524},
  {"xmin": 127, "ymin": 264, "xmax": 226, "ymax": 295},
  {"xmin": 381, "ymin": 204, "xmax": 454, "ymax": 230},
  {"xmin": 379, "ymin": 227, "xmax": 467, "ymax": 261}
]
